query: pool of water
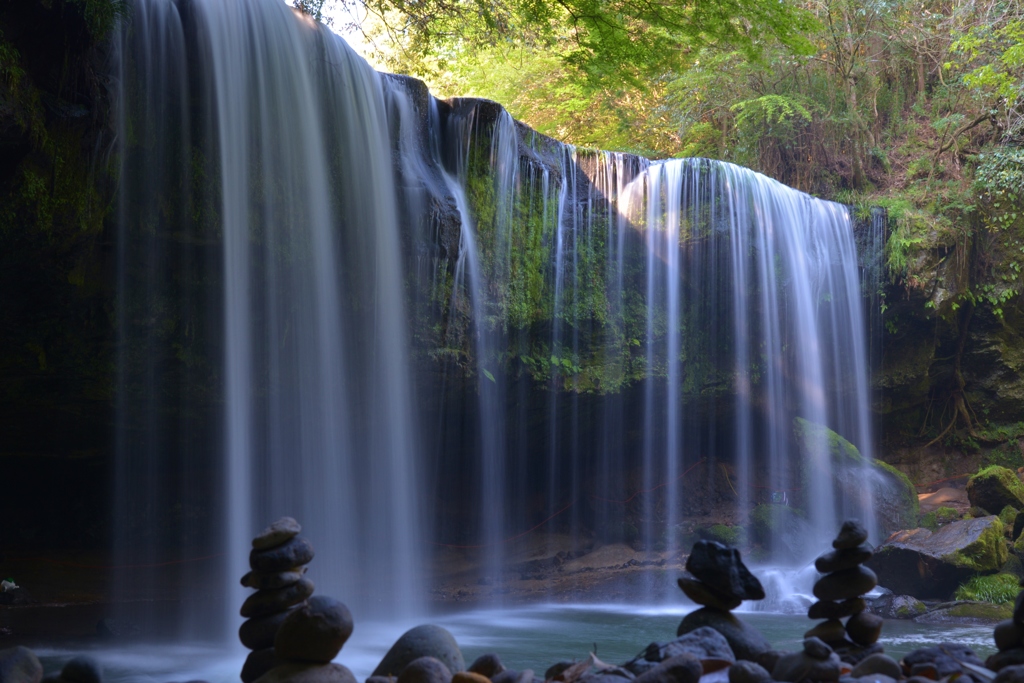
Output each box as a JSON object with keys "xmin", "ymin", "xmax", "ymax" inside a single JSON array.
[{"xmin": 32, "ymin": 604, "xmax": 996, "ymax": 683}]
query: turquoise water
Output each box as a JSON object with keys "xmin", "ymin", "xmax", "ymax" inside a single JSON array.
[{"xmin": 33, "ymin": 605, "xmax": 996, "ymax": 683}]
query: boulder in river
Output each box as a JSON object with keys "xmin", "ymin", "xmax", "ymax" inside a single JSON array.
[
  {"xmin": 866, "ymin": 516, "xmax": 1007, "ymax": 598},
  {"xmin": 373, "ymin": 625, "xmax": 465, "ymax": 678}
]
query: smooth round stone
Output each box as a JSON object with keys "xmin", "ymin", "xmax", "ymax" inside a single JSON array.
[
  {"xmin": 492, "ymin": 670, "xmax": 536, "ymax": 683},
  {"xmin": 805, "ymin": 620, "xmax": 847, "ymax": 644},
  {"xmin": 774, "ymin": 652, "xmax": 842, "ymax": 683},
  {"xmin": 250, "ymin": 537, "xmax": 315, "ymax": 573},
  {"xmin": 373, "ymin": 625, "xmax": 466, "ymax": 677},
  {"xmin": 469, "ymin": 655, "xmax": 506, "ymax": 678},
  {"xmin": 815, "ymin": 545, "xmax": 873, "ymax": 574},
  {"xmin": 242, "ymin": 649, "xmax": 284, "ymax": 683},
  {"xmin": 848, "ymin": 675, "xmax": 897, "ymax": 683},
  {"xmin": 808, "ymin": 598, "xmax": 866, "ymax": 620},
  {"xmin": 0, "ymin": 646, "xmax": 43, "ymax": 683},
  {"xmin": 253, "ymin": 663, "xmax": 357, "ymax": 683},
  {"xmin": 803, "ymin": 637, "xmax": 833, "ymax": 660},
  {"xmin": 544, "ymin": 663, "xmax": 575, "ymax": 680},
  {"xmin": 253, "ymin": 517, "xmax": 302, "ymax": 550},
  {"xmin": 676, "ymin": 610, "xmax": 770, "ymax": 663},
  {"xmin": 241, "ymin": 568, "xmax": 306, "ymax": 590},
  {"xmin": 240, "ymin": 577, "xmax": 314, "ymax": 618},
  {"xmin": 850, "ymin": 654, "xmax": 901, "ymax": 680},
  {"xmin": 996, "ymin": 664, "xmax": 1024, "ymax": 683},
  {"xmin": 834, "ymin": 521, "xmax": 869, "ymax": 549},
  {"xmin": 990, "ymin": 649, "xmax": 1024, "ymax": 673},
  {"xmin": 813, "ymin": 566, "xmax": 877, "ymax": 601},
  {"xmin": 727, "ymin": 661, "xmax": 771, "ymax": 683},
  {"xmin": 635, "ymin": 655, "xmax": 701, "ymax": 683},
  {"xmin": 997, "ymin": 620, "xmax": 1024, "ymax": 651},
  {"xmin": 398, "ymin": 658, "xmax": 454, "ymax": 683},
  {"xmin": 240, "ymin": 609, "xmax": 296, "ymax": 650},
  {"xmin": 275, "ymin": 596, "xmax": 354, "ymax": 663},
  {"xmin": 846, "ymin": 612, "xmax": 883, "ymax": 647},
  {"xmin": 61, "ymin": 656, "xmax": 103, "ymax": 683},
  {"xmin": 453, "ymin": 674, "xmax": 492, "ymax": 683},
  {"xmin": 677, "ymin": 576, "xmax": 741, "ymax": 611}
]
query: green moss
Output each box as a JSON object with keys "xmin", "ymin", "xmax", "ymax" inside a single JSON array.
[
  {"xmin": 698, "ymin": 524, "xmax": 745, "ymax": 547},
  {"xmin": 955, "ymin": 573, "xmax": 1020, "ymax": 603},
  {"xmin": 1002, "ymin": 505, "xmax": 1020, "ymax": 529},
  {"xmin": 794, "ymin": 417, "xmax": 862, "ymax": 464},
  {"xmin": 945, "ymin": 602, "xmax": 1014, "ymax": 620},
  {"xmin": 749, "ymin": 504, "xmax": 804, "ymax": 545},
  {"xmin": 948, "ymin": 517, "xmax": 1008, "ymax": 572},
  {"xmin": 922, "ymin": 506, "xmax": 961, "ymax": 530},
  {"xmin": 967, "ymin": 465, "xmax": 1024, "ymax": 512}
]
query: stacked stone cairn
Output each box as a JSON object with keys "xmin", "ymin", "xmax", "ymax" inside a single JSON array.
[
  {"xmin": 239, "ymin": 517, "xmax": 357, "ymax": 683},
  {"xmin": 806, "ymin": 520, "xmax": 884, "ymax": 664},
  {"xmin": 987, "ymin": 577, "xmax": 1024, "ymax": 672},
  {"xmin": 676, "ymin": 540, "xmax": 773, "ymax": 664}
]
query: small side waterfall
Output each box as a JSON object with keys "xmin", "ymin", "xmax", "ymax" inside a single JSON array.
[{"xmin": 112, "ymin": 0, "xmax": 881, "ymax": 628}]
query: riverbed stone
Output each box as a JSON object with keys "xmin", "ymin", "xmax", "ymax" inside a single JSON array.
[
  {"xmin": 469, "ymin": 654, "xmax": 505, "ymax": 678},
  {"xmin": 867, "ymin": 594, "xmax": 925, "ymax": 619},
  {"xmin": 242, "ymin": 649, "xmax": 285, "ymax": 683},
  {"xmin": 815, "ymin": 546, "xmax": 873, "ymax": 574},
  {"xmin": 804, "ymin": 620, "xmax": 847, "ymax": 644},
  {"xmin": 676, "ymin": 609, "xmax": 770, "ymax": 662},
  {"xmin": 803, "ymin": 638, "xmax": 833, "ymax": 660},
  {"xmin": 809, "ymin": 599, "xmax": 866, "ymax": 620},
  {"xmin": 995, "ymin": 664, "xmax": 1024, "ymax": 683},
  {"xmin": 253, "ymin": 663, "xmax": 357, "ymax": 683},
  {"xmin": 250, "ymin": 536, "xmax": 315, "ymax": 573},
  {"xmin": 491, "ymin": 669, "xmax": 536, "ymax": 683},
  {"xmin": 677, "ymin": 576, "xmax": 741, "ymax": 611},
  {"xmin": 241, "ymin": 568, "xmax": 307, "ymax": 590},
  {"xmin": 845, "ymin": 612, "xmax": 883, "ymax": 646},
  {"xmin": 834, "ymin": 521, "xmax": 869, "ymax": 549},
  {"xmin": 727, "ymin": 661, "xmax": 771, "ymax": 683},
  {"xmin": 253, "ymin": 517, "xmax": 302, "ymax": 550},
  {"xmin": 398, "ymin": 657, "xmax": 454, "ymax": 683},
  {"xmin": 373, "ymin": 625, "xmax": 466, "ymax": 677},
  {"xmin": 998, "ymin": 619, "xmax": 1024, "ymax": 650},
  {"xmin": 990, "ymin": 649, "xmax": 1024, "ymax": 672},
  {"xmin": 773, "ymin": 651, "xmax": 842, "ymax": 682},
  {"xmin": 0, "ymin": 646, "xmax": 43, "ymax": 683},
  {"xmin": 904, "ymin": 644, "xmax": 985, "ymax": 678},
  {"xmin": 634, "ymin": 655, "xmax": 701, "ymax": 683},
  {"xmin": 813, "ymin": 567, "xmax": 877, "ymax": 601},
  {"xmin": 684, "ymin": 541, "xmax": 765, "ymax": 601},
  {"xmin": 453, "ymin": 673, "xmax": 492, "ymax": 683},
  {"xmin": 274, "ymin": 596, "xmax": 353, "ymax": 662},
  {"xmin": 868, "ymin": 517, "xmax": 1007, "ymax": 598},
  {"xmin": 849, "ymin": 654, "xmax": 901, "ymax": 680},
  {"xmin": 240, "ymin": 609, "xmax": 296, "ymax": 650},
  {"xmin": 61, "ymin": 656, "xmax": 103, "ymax": 683},
  {"xmin": 661, "ymin": 626, "xmax": 736, "ymax": 665},
  {"xmin": 240, "ymin": 577, "xmax": 315, "ymax": 618}
]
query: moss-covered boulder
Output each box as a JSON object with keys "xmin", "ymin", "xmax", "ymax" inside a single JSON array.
[
  {"xmin": 921, "ymin": 507, "xmax": 961, "ymax": 530},
  {"xmin": 966, "ymin": 466, "xmax": 1024, "ymax": 515},
  {"xmin": 866, "ymin": 516, "xmax": 1007, "ymax": 598},
  {"xmin": 794, "ymin": 418, "xmax": 919, "ymax": 534}
]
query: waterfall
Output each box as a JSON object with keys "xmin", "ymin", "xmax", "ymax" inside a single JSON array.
[
  {"xmin": 113, "ymin": 0, "xmax": 879, "ymax": 624},
  {"xmin": 114, "ymin": 0, "xmax": 424, "ymax": 636}
]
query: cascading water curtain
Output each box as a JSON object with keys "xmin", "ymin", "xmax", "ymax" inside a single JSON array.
[
  {"xmin": 114, "ymin": 0, "xmax": 424, "ymax": 638},
  {"xmin": 620, "ymin": 159, "xmax": 876, "ymax": 567}
]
